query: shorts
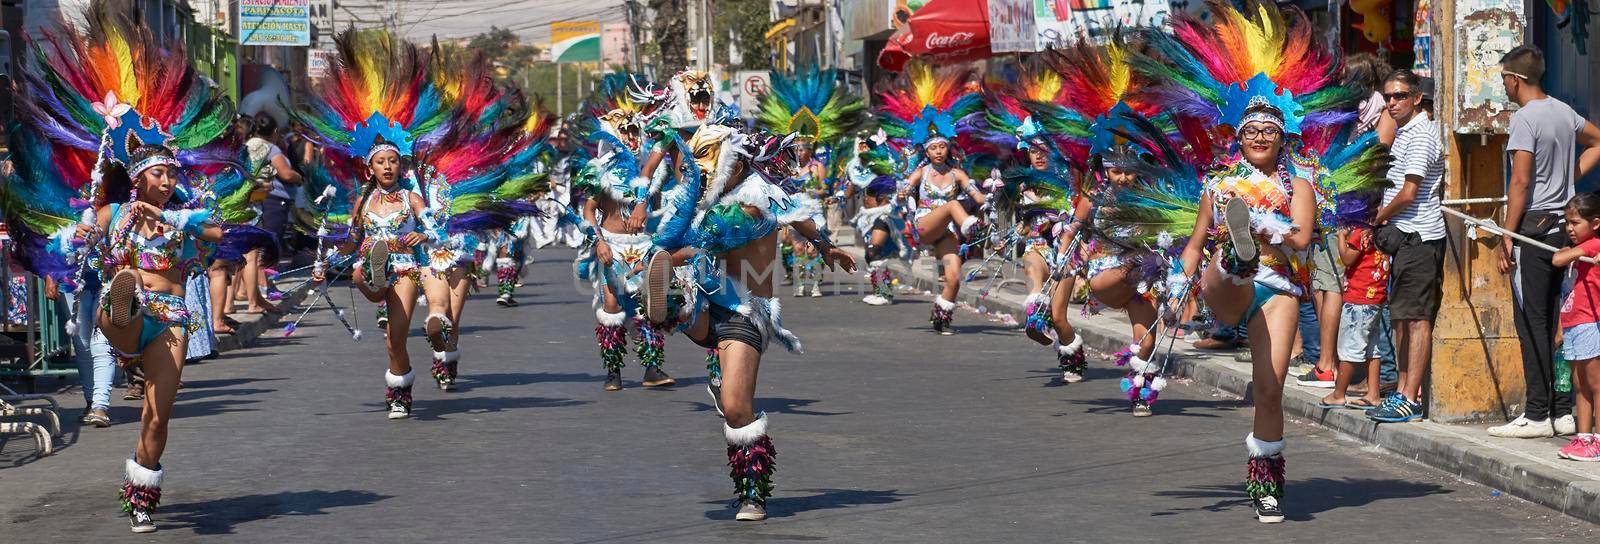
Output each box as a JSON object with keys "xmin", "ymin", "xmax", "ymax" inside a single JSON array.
[
  {"xmin": 1388, "ymin": 234, "xmax": 1444, "ymax": 321},
  {"xmin": 1564, "ymin": 322, "xmax": 1600, "ymax": 361},
  {"xmin": 689, "ymin": 304, "xmax": 767, "ymax": 354},
  {"xmin": 1337, "ymin": 302, "xmax": 1392, "ymax": 362},
  {"xmin": 1309, "ymin": 236, "xmax": 1341, "ymax": 293}
]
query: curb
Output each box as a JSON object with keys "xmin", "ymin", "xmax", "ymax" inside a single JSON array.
[
  {"xmin": 851, "ymin": 247, "xmax": 1600, "ymax": 524},
  {"xmin": 211, "ymin": 278, "xmax": 313, "ymax": 354}
]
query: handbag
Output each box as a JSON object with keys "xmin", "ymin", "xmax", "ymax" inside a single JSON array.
[{"xmin": 1373, "ymin": 223, "xmax": 1410, "ymax": 255}]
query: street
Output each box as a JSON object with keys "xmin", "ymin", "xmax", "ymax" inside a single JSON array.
[{"xmin": 2, "ymin": 250, "xmax": 1594, "ymax": 542}]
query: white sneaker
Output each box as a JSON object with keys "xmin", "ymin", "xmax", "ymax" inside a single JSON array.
[
  {"xmin": 1062, "ymin": 370, "xmax": 1084, "ymax": 383},
  {"xmin": 1556, "ymin": 414, "xmax": 1578, "ymax": 436},
  {"xmin": 1487, "ymin": 415, "xmax": 1556, "ymax": 438},
  {"xmin": 863, "ymin": 295, "xmax": 889, "ymax": 306}
]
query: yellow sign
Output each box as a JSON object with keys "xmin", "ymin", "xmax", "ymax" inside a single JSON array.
[{"xmin": 551, "ymin": 21, "xmax": 602, "ymax": 63}]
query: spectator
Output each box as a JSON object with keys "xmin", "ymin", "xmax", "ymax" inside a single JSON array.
[
  {"xmin": 1553, "ymin": 193, "xmax": 1600, "ymax": 460},
  {"xmin": 1321, "ymin": 225, "xmax": 1392, "ymax": 410},
  {"xmin": 48, "ymin": 277, "xmax": 117, "ymax": 427},
  {"xmin": 1343, "ymin": 52, "xmax": 1390, "ymax": 138},
  {"xmin": 241, "ymin": 113, "xmax": 299, "ymax": 314},
  {"xmin": 1490, "ymin": 45, "xmax": 1600, "ymax": 438},
  {"xmin": 1367, "ymin": 69, "xmax": 1445, "ymax": 424}
]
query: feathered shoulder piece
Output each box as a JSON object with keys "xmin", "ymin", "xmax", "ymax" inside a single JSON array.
[
  {"xmin": 755, "ymin": 64, "xmax": 867, "ymax": 147},
  {"xmin": 1101, "ymin": 111, "xmax": 1210, "ymax": 248},
  {"xmin": 875, "ymin": 60, "xmax": 984, "ymax": 153},
  {"xmin": 1132, "ymin": 0, "xmax": 1358, "ymax": 137},
  {"xmin": 3, "ymin": 0, "xmax": 234, "ymax": 281},
  {"xmin": 299, "ymin": 30, "xmax": 451, "ymax": 164}
]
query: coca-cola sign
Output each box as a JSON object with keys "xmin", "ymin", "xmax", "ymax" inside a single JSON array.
[{"xmin": 924, "ymin": 31, "xmax": 975, "ymax": 50}]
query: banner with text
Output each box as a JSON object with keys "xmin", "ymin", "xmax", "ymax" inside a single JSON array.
[{"xmin": 239, "ymin": 0, "xmax": 311, "ymax": 46}]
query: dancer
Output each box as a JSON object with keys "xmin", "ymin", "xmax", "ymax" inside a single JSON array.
[
  {"xmin": 1133, "ymin": 0, "xmax": 1378, "ymax": 522},
  {"xmin": 300, "ymin": 30, "xmax": 455, "ymax": 417},
  {"xmin": 645, "ymin": 123, "xmax": 854, "ymax": 521},
  {"xmin": 755, "ymin": 65, "xmax": 868, "ymax": 299},
  {"xmin": 850, "ymin": 144, "xmax": 906, "ymax": 306},
  {"xmin": 573, "ymin": 73, "xmax": 678, "ymax": 391},
  {"xmin": 876, "ymin": 62, "xmax": 987, "ymax": 334}
]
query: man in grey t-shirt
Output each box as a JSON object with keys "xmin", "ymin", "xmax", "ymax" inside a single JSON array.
[{"xmin": 1490, "ymin": 45, "xmax": 1600, "ymax": 438}]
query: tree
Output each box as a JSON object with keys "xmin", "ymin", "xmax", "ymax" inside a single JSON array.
[
  {"xmin": 649, "ymin": 0, "xmax": 688, "ymax": 70},
  {"xmin": 466, "ymin": 26, "xmax": 542, "ymax": 77},
  {"xmin": 713, "ymin": 0, "xmax": 772, "ymax": 70}
]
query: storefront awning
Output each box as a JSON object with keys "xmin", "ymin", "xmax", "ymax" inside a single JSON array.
[{"xmin": 876, "ymin": 0, "xmax": 992, "ymax": 71}]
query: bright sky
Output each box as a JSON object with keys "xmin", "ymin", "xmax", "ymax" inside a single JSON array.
[{"xmin": 336, "ymin": 0, "xmax": 629, "ymax": 43}]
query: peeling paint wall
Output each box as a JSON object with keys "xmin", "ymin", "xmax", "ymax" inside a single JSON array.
[{"xmin": 1453, "ymin": 0, "xmax": 1525, "ymax": 134}]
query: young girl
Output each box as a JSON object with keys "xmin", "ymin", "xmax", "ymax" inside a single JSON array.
[{"xmin": 1554, "ymin": 193, "xmax": 1600, "ymax": 461}]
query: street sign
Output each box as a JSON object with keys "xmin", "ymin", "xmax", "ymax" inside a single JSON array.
[
  {"xmin": 309, "ymin": 0, "xmax": 335, "ymax": 45},
  {"xmin": 735, "ymin": 70, "xmax": 770, "ymax": 117},
  {"xmin": 551, "ymin": 21, "xmax": 601, "ymax": 63},
  {"xmin": 308, "ymin": 49, "xmax": 335, "ymax": 79},
  {"xmin": 239, "ymin": 0, "xmax": 311, "ymax": 47}
]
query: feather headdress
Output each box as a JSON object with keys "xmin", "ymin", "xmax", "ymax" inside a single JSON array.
[
  {"xmin": 1130, "ymin": 0, "xmax": 1360, "ymax": 138},
  {"xmin": 423, "ymin": 52, "xmax": 550, "ymax": 234},
  {"xmin": 755, "ymin": 65, "xmax": 867, "ymax": 148},
  {"xmin": 298, "ymin": 30, "xmax": 452, "ymax": 164},
  {"xmin": 875, "ymin": 61, "xmax": 985, "ymax": 156},
  {"xmin": 2, "ymin": 1, "xmax": 235, "ymax": 280},
  {"xmin": 975, "ymin": 59, "xmax": 1071, "ymax": 159},
  {"xmin": 1023, "ymin": 33, "xmax": 1170, "ymax": 170}
]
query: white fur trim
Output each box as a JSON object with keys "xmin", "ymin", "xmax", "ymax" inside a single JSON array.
[
  {"xmin": 1246, "ymin": 433, "xmax": 1285, "ymax": 458},
  {"xmin": 1127, "ymin": 354, "xmax": 1157, "ymax": 374},
  {"xmin": 443, "ymin": 351, "xmax": 460, "ymax": 363},
  {"xmin": 124, "ymin": 458, "xmax": 163, "ymax": 488},
  {"xmin": 746, "ymin": 296, "xmax": 802, "ymax": 353},
  {"xmin": 692, "ymin": 138, "xmax": 742, "ymax": 229},
  {"xmin": 495, "ymin": 257, "xmax": 515, "ymax": 269},
  {"xmin": 385, "ymin": 369, "xmax": 415, "ymax": 388},
  {"xmin": 1151, "ymin": 376, "xmax": 1168, "ymax": 391},
  {"xmin": 596, "ymin": 308, "xmax": 628, "ymax": 327},
  {"xmin": 934, "ymin": 296, "xmax": 956, "ymax": 311},
  {"xmin": 1023, "ymin": 292, "xmax": 1047, "ymax": 307},
  {"xmin": 724, "ymin": 412, "xmax": 770, "ymax": 446},
  {"xmin": 1056, "ymin": 332, "xmax": 1083, "ymax": 355}
]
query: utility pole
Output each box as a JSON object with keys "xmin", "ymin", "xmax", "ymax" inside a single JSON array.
[{"xmin": 625, "ymin": 0, "xmax": 642, "ymax": 72}]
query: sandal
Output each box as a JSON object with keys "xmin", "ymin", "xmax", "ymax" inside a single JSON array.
[
  {"xmin": 1317, "ymin": 399, "xmax": 1348, "ymax": 409},
  {"xmin": 1346, "ymin": 398, "xmax": 1378, "ymax": 410}
]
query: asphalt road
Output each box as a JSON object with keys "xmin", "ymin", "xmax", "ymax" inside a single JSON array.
[{"xmin": 2, "ymin": 250, "xmax": 1594, "ymax": 542}]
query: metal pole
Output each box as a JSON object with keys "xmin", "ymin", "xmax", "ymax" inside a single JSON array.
[
  {"xmin": 556, "ymin": 62, "xmax": 563, "ymax": 116},
  {"xmin": 1439, "ymin": 206, "xmax": 1597, "ymax": 264},
  {"xmin": 1441, "ymin": 197, "xmax": 1508, "ymax": 206}
]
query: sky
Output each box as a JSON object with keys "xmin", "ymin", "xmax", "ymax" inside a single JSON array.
[{"xmin": 335, "ymin": 0, "xmax": 630, "ymax": 44}]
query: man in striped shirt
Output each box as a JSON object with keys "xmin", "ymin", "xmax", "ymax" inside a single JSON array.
[{"xmin": 1367, "ymin": 70, "xmax": 1445, "ymax": 424}]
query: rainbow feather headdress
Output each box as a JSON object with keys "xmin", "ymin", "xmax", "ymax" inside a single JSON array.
[
  {"xmin": 299, "ymin": 30, "xmax": 451, "ymax": 165},
  {"xmin": 876, "ymin": 61, "xmax": 984, "ymax": 155},
  {"xmin": 975, "ymin": 58, "xmax": 1069, "ymax": 156},
  {"xmin": 755, "ymin": 65, "xmax": 867, "ymax": 148},
  {"xmin": 1024, "ymin": 33, "xmax": 1169, "ymax": 171},
  {"xmin": 2, "ymin": 1, "xmax": 235, "ymax": 281},
  {"xmin": 1131, "ymin": 0, "xmax": 1360, "ymax": 139},
  {"xmin": 423, "ymin": 50, "xmax": 551, "ymax": 234}
]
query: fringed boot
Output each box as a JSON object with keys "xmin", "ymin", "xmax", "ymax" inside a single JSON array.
[
  {"xmin": 495, "ymin": 258, "xmax": 519, "ymax": 306},
  {"xmin": 121, "ymin": 458, "xmax": 162, "ymax": 533},
  {"xmin": 597, "ymin": 309, "xmax": 628, "ymax": 391},
  {"xmin": 726, "ymin": 413, "xmax": 776, "ymax": 521},
  {"xmin": 930, "ymin": 296, "xmax": 955, "ymax": 335},
  {"xmin": 431, "ymin": 350, "xmax": 460, "ymax": 391},
  {"xmin": 1023, "ymin": 292, "xmax": 1052, "ymax": 345},
  {"xmin": 1055, "ymin": 333, "xmax": 1086, "ymax": 383},
  {"xmin": 635, "ymin": 316, "xmax": 675, "ymax": 387},
  {"xmin": 1116, "ymin": 347, "xmax": 1166, "ymax": 417},
  {"xmin": 1245, "ymin": 433, "xmax": 1286, "ymax": 523},
  {"xmin": 385, "ymin": 369, "xmax": 414, "ymax": 419}
]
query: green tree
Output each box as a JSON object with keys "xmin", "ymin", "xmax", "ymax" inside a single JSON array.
[
  {"xmin": 649, "ymin": 0, "xmax": 688, "ymax": 69},
  {"xmin": 466, "ymin": 26, "xmax": 542, "ymax": 77},
  {"xmin": 713, "ymin": 0, "xmax": 772, "ymax": 70}
]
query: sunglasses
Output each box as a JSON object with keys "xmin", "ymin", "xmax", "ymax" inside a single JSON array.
[{"xmin": 1383, "ymin": 91, "xmax": 1417, "ymax": 102}]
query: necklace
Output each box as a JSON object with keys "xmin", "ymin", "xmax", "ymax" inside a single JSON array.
[{"xmin": 377, "ymin": 185, "xmax": 405, "ymax": 205}]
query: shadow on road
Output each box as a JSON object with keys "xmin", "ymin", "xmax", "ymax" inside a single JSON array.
[
  {"xmin": 162, "ymin": 489, "xmax": 393, "ymax": 535},
  {"xmin": 409, "ymin": 395, "xmax": 590, "ymax": 419},
  {"xmin": 678, "ymin": 397, "xmax": 849, "ymax": 417},
  {"xmin": 1058, "ymin": 396, "xmax": 1245, "ymax": 418},
  {"xmin": 461, "ymin": 372, "xmax": 605, "ymax": 388},
  {"xmin": 702, "ymin": 488, "xmax": 909, "ymax": 520},
  {"xmin": 1150, "ymin": 477, "xmax": 1451, "ymax": 520}
]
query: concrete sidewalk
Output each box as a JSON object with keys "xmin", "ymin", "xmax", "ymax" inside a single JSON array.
[{"xmin": 846, "ymin": 246, "xmax": 1600, "ymax": 525}]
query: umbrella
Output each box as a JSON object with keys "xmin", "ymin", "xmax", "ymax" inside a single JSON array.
[{"xmin": 877, "ymin": 0, "xmax": 993, "ymax": 71}]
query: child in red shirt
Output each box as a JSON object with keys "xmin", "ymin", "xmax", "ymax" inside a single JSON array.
[
  {"xmin": 1554, "ymin": 193, "xmax": 1600, "ymax": 461},
  {"xmin": 1323, "ymin": 225, "xmax": 1390, "ymax": 410}
]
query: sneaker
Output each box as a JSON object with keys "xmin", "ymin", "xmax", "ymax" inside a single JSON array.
[
  {"xmin": 387, "ymin": 402, "xmax": 410, "ymax": 420},
  {"xmin": 106, "ymin": 269, "xmax": 141, "ymax": 328},
  {"xmin": 128, "ymin": 508, "xmax": 156, "ymax": 533},
  {"xmin": 424, "ymin": 314, "xmax": 450, "ymax": 352},
  {"xmin": 496, "ymin": 293, "xmax": 512, "ymax": 306},
  {"xmin": 810, "ymin": 286, "xmax": 822, "ymax": 298},
  {"xmin": 1223, "ymin": 197, "xmax": 1257, "ymax": 263},
  {"xmin": 1234, "ymin": 351, "xmax": 1254, "ymax": 363},
  {"xmin": 365, "ymin": 242, "xmax": 390, "ymax": 289},
  {"xmin": 1062, "ymin": 369, "xmax": 1084, "ymax": 384},
  {"xmin": 707, "ymin": 382, "xmax": 725, "ymax": 417},
  {"xmin": 863, "ymin": 295, "xmax": 890, "ymax": 306},
  {"xmin": 1487, "ymin": 415, "xmax": 1557, "ymax": 438},
  {"xmin": 1367, "ymin": 395, "xmax": 1424, "ymax": 423},
  {"xmin": 1131, "ymin": 400, "xmax": 1153, "ymax": 417},
  {"xmin": 1294, "ymin": 367, "xmax": 1336, "ymax": 388},
  {"xmin": 735, "ymin": 500, "xmax": 768, "ymax": 521},
  {"xmin": 641, "ymin": 249, "xmax": 673, "ymax": 324},
  {"xmin": 642, "ymin": 367, "xmax": 676, "ymax": 388},
  {"xmin": 1556, "ymin": 414, "xmax": 1578, "ymax": 436},
  {"xmin": 1558, "ymin": 436, "xmax": 1600, "ymax": 461},
  {"xmin": 1252, "ymin": 496, "xmax": 1284, "ymax": 523},
  {"xmin": 603, "ymin": 370, "xmax": 623, "ymax": 392}
]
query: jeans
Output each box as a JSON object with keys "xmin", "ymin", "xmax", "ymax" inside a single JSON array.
[
  {"xmin": 1377, "ymin": 306, "xmax": 1398, "ymax": 383},
  {"xmin": 66, "ymin": 290, "xmax": 117, "ymax": 411},
  {"xmin": 1298, "ymin": 301, "xmax": 1320, "ymax": 362}
]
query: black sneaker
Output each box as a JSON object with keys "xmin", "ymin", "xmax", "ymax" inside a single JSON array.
[
  {"xmin": 129, "ymin": 508, "xmax": 157, "ymax": 533},
  {"xmin": 707, "ymin": 381, "xmax": 725, "ymax": 417},
  {"xmin": 642, "ymin": 366, "xmax": 676, "ymax": 388},
  {"xmin": 641, "ymin": 250, "xmax": 673, "ymax": 324},
  {"xmin": 604, "ymin": 370, "xmax": 623, "ymax": 392},
  {"xmin": 1252, "ymin": 496, "xmax": 1284, "ymax": 523}
]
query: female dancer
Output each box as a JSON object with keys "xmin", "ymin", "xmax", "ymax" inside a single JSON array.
[
  {"xmin": 645, "ymin": 124, "xmax": 854, "ymax": 521},
  {"xmin": 301, "ymin": 31, "xmax": 454, "ymax": 417},
  {"xmin": 876, "ymin": 62, "xmax": 986, "ymax": 334},
  {"xmin": 1134, "ymin": 1, "xmax": 1377, "ymax": 521},
  {"xmin": 1, "ymin": 4, "xmax": 237, "ymax": 530}
]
